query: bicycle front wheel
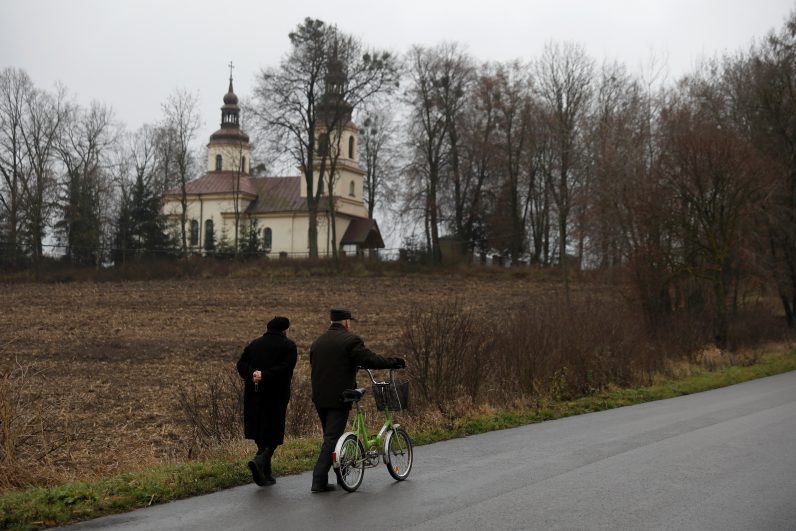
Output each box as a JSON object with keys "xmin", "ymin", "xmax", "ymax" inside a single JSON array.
[
  {"xmin": 337, "ymin": 434, "xmax": 365, "ymax": 492},
  {"xmin": 385, "ymin": 427, "xmax": 413, "ymax": 481}
]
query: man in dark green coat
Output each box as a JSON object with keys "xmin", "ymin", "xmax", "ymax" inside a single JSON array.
[
  {"xmin": 309, "ymin": 308, "xmax": 405, "ymax": 493},
  {"xmin": 237, "ymin": 316, "xmax": 297, "ymax": 486}
]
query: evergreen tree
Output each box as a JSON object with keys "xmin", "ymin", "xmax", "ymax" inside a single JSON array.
[
  {"xmin": 130, "ymin": 172, "xmax": 171, "ymax": 257},
  {"xmin": 214, "ymin": 225, "xmax": 235, "ymax": 260},
  {"xmin": 112, "ymin": 188, "xmax": 135, "ymax": 265},
  {"xmin": 57, "ymin": 166, "xmax": 103, "ymax": 266},
  {"xmin": 239, "ymin": 219, "xmax": 261, "ymax": 259}
]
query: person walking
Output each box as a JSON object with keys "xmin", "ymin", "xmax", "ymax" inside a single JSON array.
[
  {"xmin": 309, "ymin": 307, "xmax": 405, "ymax": 493},
  {"xmin": 236, "ymin": 316, "xmax": 297, "ymax": 486}
]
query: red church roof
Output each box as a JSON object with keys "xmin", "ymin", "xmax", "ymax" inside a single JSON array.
[
  {"xmin": 245, "ymin": 176, "xmax": 306, "ymax": 213},
  {"xmin": 165, "ymin": 171, "xmax": 258, "ymax": 197}
]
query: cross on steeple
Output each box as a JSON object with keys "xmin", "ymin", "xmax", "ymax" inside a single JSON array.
[{"xmin": 228, "ymin": 61, "xmax": 235, "ymax": 82}]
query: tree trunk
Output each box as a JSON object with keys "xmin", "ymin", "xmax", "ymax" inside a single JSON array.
[
  {"xmin": 179, "ymin": 182, "xmax": 188, "ymax": 257},
  {"xmin": 307, "ymin": 201, "xmax": 318, "ymax": 258},
  {"xmin": 429, "ymin": 174, "xmax": 441, "ymax": 263}
]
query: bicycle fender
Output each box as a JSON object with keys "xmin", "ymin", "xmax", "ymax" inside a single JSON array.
[
  {"xmin": 332, "ymin": 431, "xmax": 358, "ymax": 469},
  {"xmin": 381, "ymin": 426, "xmax": 401, "ymax": 465}
]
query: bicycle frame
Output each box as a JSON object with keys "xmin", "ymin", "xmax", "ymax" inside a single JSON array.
[{"xmin": 332, "ymin": 369, "xmax": 401, "ymax": 469}]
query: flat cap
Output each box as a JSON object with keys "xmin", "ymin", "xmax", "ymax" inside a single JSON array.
[
  {"xmin": 330, "ymin": 308, "xmax": 356, "ymax": 321},
  {"xmin": 267, "ymin": 316, "xmax": 290, "ymax": 331}
]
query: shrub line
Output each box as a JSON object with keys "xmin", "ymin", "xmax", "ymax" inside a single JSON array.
[{"xmin": 2, "ymin": 349, "xmax": 794, "ymax": 530}]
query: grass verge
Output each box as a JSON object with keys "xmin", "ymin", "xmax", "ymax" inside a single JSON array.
[{"xmin": 2, "ymin": 347, "xmax": 795, "ymax": 530}]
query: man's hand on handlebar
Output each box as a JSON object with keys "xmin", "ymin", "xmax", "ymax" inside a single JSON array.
[{"xmin": 389, "ymin": 357, "xmax": 406, "ymax": 369}]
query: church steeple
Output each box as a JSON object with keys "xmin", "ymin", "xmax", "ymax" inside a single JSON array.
[
  {"xmin": 317, "ymin": 47, "xmax": 352, "ymax": 123},
  {"xmin": 302, "ymin": 49, "xmax": 365, "ymax": 201},
  {"xmin": 220, "ymin": 61, "xmax": 240, "ymax": 128},
  {"xmin": 207, "ymin": 63, "xmax": 251, "ymax": 174}
]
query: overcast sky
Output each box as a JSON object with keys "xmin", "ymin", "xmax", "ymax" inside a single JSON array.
[{"xmin": 2, "ymin": 0, "xmax": 794, "ymax": 154}]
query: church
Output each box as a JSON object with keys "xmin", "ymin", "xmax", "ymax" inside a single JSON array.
[{"xmin": 162, "ymin": 74, "xmax": 385, "ymax": 258}]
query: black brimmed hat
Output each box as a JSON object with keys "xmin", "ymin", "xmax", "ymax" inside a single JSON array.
[
  {"xmin": 330, "ymin": 308, "xmax": 356, "ymax": 321},
  {"xmin": 267, "ymin": 316, "xmax": 290, "ymax": 331}
]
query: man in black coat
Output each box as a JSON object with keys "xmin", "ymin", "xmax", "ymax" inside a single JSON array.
[
  {"xmin": 309, "ymin": 307, "xmax": 405, "ymax": 493},
  {"xmin": 236, "ymin": 316, "xmax": 297, "ymax": 486}
]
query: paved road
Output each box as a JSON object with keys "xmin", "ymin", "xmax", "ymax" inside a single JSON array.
[{"xmin": 62, "ymin": 371, "xmax": 796, "ymax": 530}]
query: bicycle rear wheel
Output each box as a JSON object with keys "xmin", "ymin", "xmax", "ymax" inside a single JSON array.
[
  {"xmin": 385, "ymin": 427, "xmax": 413, "ymax": 481},
  {"xmin": 337, "ymin": 434, "xmax": 365, "ymax": 492}
]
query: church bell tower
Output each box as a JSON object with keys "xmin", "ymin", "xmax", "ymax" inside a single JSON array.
[
  {"xmin": 299, "ymin": 52, "xmax": 366, "ymax": 214},
  {"xmin": 207, "ymin": 62, "xmax": 251, "ymax": 174}
]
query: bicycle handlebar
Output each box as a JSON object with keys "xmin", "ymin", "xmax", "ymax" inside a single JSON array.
[{"xmin": 360, "ymin": 367, "xmax": 403, "ymax": 385}]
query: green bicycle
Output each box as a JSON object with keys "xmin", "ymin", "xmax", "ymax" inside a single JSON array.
[{"xmin": 332, "ymin": 368, "xmax": 414, "ymax": 492}]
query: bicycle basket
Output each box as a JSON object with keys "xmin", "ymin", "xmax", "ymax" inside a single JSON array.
[{"xmin": 372, "ymin": 380, "xmax": 410, "ymax": 411}]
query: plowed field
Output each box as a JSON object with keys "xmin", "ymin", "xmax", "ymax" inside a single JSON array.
[{"xmin": 1, "ymin": 274, "xmax": 549, "ymax": 483}]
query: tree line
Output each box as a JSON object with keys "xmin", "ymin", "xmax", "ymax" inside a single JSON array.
[
  {"xmin": 258, "ymin": 16, "xmax": 796, "ymax": 339},
  {"xmin": 2, "ymin": 15, "xmax": 795, "ymax": 340},
  {"xmin": 0, "ymin": 70, "xmax": 200, "ymax": 270}
]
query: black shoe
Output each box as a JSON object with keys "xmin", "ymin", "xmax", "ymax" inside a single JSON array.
[
  {"xmin": 262, "ymin": 474, "xmax": 276, "ymax": 486},
  {"xmin": 311, "ymin": 484, "xmax": 336, "ymax": 493},
  {"xmin": 248, "ymin": 459, "xmax": 265, "ymax": 486}
]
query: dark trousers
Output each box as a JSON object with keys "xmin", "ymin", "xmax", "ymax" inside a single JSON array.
[
  {"xmin": 312, "ymin": 406, "xmax": 350, "ymax": 486},
  {"xmin": 255, "ymin": 439, "xmax": 275, "ymax": 455}
]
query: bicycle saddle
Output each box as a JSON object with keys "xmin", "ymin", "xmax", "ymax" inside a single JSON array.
[{"xmin": 341, "ymin": 388, "xmax": 366, "ymax": 402}]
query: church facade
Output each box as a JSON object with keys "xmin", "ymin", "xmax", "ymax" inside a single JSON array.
[{"xmin": 162, "ymin": 76, "xmax": 384, "ymax": 257}]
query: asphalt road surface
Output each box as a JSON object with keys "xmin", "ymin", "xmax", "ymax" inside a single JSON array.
[{"xmin": 62, "ymin": 371, "xmax": 796, "ymax": 530}]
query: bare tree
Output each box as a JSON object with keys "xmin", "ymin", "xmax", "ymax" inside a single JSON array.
[
  {"xmin": 729, "ymin": 16, "xmax": 796, "ymax": 328},
  {"xmin": 0, "ymin": 68, "xmax": 31, "ymax": 267},
  {"xmin": 442, "ymin": 50, "xmax": 476, "ymax": 249},
  {"xmin": 583, "ymin": 62, "xmax": 645, "ymax": 268},
  {"xmin": 405, "ymin": 42, "xmax": 473, "ymax": 262},
  {"xmin": 446, "ymin": 62, "xmax": 500, "ymax": 253},
  {"xmin": 596, "ymin": 57, "xmax": 675, "ymax": 321},
  {"xmin": 359, "ymin": 99, "xmax": 401, "ymax": 220},
  {"xmin": 252, "ymin": 18, "xmax": 398, "ymax": 258},
  {"xmin": 19, "ymin": 83, "xmax": 66, "ymax": 274},
  {"xmin": 523, "ymin": 100, "xmax": 556, "ymax": 266},
  {"xmin": 658, "ymin": 86, "xmax": 769, "ymax": 345},
  {"xmin": 55, "ymin": 101, "xmax": 117, "ymax": 266},
  {"xmin": 490, "ymin": 61, "xmax": 534, "ymax": 262},
  {"xmin": 253, "ymin": 18, "xmax": 328, "ymax": 258},
  {"xmin": 535, "ymin": 42, "xmax": 594, "ymax": 291},
  {"xmin": 161, "ymin": 89, "xmax": 201, "ymax": 257}
]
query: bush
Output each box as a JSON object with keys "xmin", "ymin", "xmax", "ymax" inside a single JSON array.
[
  {"xmin": 284, "ymin": 376, "xmax": 319, "ymax": 438},
  {"xmin": 400, "ymin": 300, "xmax": 492, "ymax": 413},
  {"xmin": 178, "ymin": 370, "xmax": 320, "ymax": 457},
  {"xmin": 400, "ymin": 293, "xmax": 719, "ymax": 410},
  {"xmin": 492, "ymin": 295, "xmax": 652, "ymax": 400},
  {"xmin": 178, "ymin": 369, "xmax": 243, "ymax": 454}
]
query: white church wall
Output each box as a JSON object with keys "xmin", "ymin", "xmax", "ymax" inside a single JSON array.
[
  {"xmin": 253, "ymin": 214, "xmax": 303, "ymax": 256},
  {"xmin": 206, "ymin": 144, "xmax": 250, "ymax": 173},
  {"xmin": 163, "ymin": 194, "xmax": 255, "ymax": 251},
  {"xmin": 249, "ymin": 212, "xmax": 355, "ymax": 257}
]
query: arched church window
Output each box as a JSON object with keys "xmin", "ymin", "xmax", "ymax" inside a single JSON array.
[
  {"xmin": 241, "ymin": 156, "xmax": 246, "ymax": 173},
  {"xmin": 215, "ymin": 154, "xmax": 222, "ymax": 171},
  {"xmin": 349, "ymin": 180, "xmax": 355, "ymax": 197},
  {"xmin": 264, "ymin": 227, "xmax": 273, "ymax": 250},
  {"xmin": 318, "ymin": 134, "xmax": 329, "ymax": 157},
  {"xmin": 204, "ymin": 219, "xmax": 215, "ymax": 251},
  {"xmin": 348, "ymin": 136, "xmax": 355, "ymax": 159},
  {"xmin": 190, "ymin": 220, "xmax": 199, "ymax": 246}
]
